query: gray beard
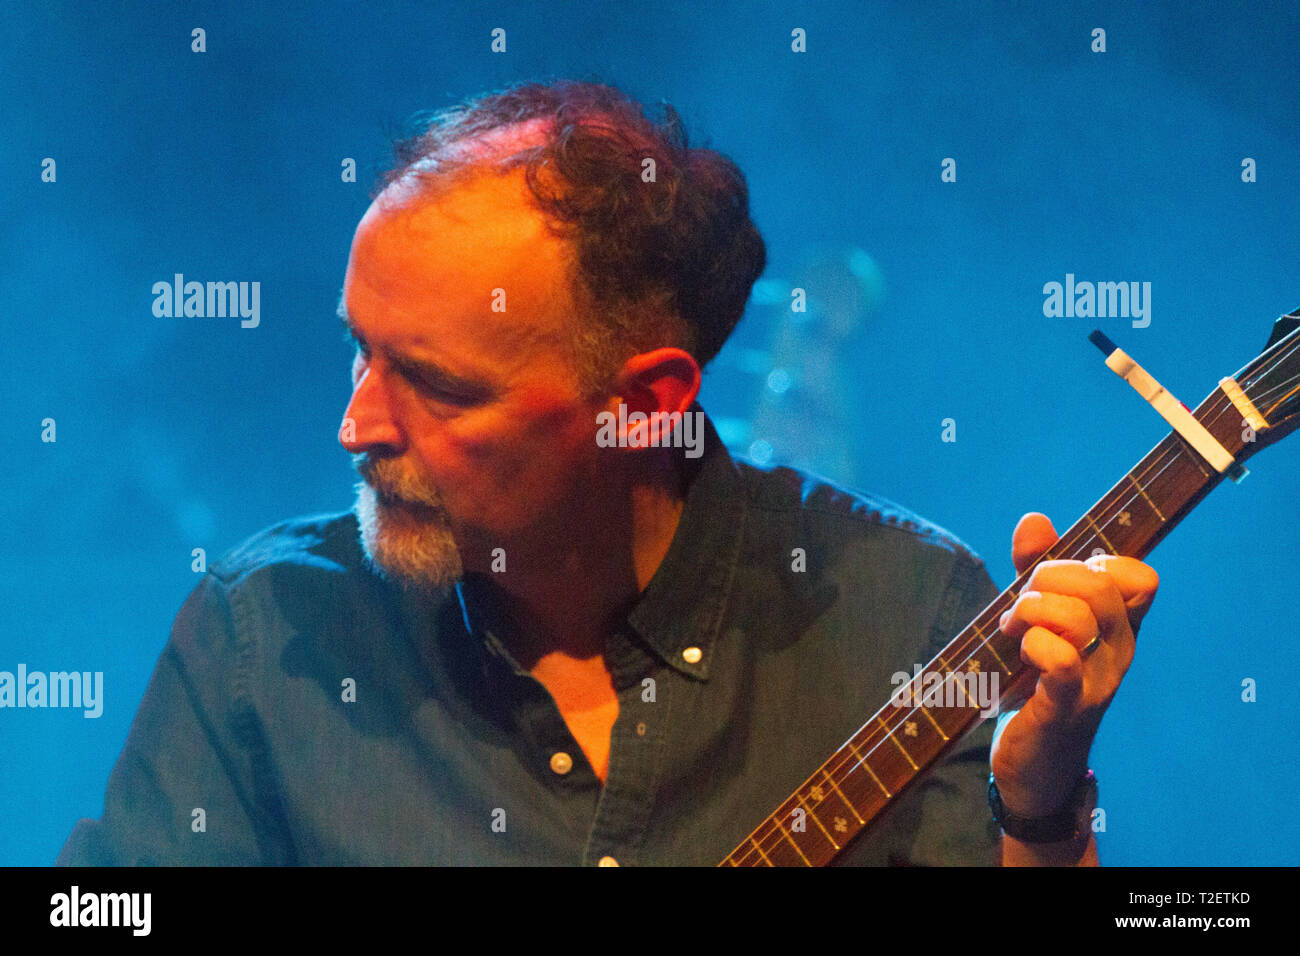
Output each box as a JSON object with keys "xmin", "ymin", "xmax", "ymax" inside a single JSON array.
[{"xmin": 352, "ymin": 480, "xmax": 464, "ymax": 592}]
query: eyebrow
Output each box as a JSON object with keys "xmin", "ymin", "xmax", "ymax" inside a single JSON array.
[{"xmin": 337, "ymin": 295, "xmax": 497, "ymax": 401}]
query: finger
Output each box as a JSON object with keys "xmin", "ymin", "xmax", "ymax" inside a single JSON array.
[
  {"xmin": 1011, "ymin": 512, "xmax": 1059, "ymax": 575},
  {"xmin": 1019, "ymin": 625, "xmax": 1085, "ymax": 717},
  {"xmin": 1082, "ymin": 554, "xmax": 1160, "ymax": 630},
  {"xmin": 998, "ymin": 590, "xmax": 1100, "ymax": 654},
  {"xmin": 1021, "ymin": 561, "xmax": 1132, "ymax": 657}
]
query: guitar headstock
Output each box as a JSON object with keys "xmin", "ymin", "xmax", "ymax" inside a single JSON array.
[{"xmin": 1223, "ymin": 307, "xmax": 1300, "ymax": 462}]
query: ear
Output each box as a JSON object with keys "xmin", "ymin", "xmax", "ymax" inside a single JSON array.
[{"xmin": 604, "ymin": 348, "xmax": 702, "ymax": 449}]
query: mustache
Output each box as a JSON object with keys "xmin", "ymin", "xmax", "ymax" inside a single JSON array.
[{"xmin": 352, "ymin": 454, "xmax": 444, "ymax": 508}]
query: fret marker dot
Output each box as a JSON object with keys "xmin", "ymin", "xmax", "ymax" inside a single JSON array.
[{"xmin": 682, "ymin": 647, "xmax": 702, "ymax": 664}]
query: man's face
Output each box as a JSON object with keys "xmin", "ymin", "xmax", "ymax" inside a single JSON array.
[{"xmin": 339, "ymin": 169, "xmax": 605, "ymax": 591}]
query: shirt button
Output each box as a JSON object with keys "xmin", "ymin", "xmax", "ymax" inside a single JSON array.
[
  {"xmin": 550, "ymin": 751, "xmax": 573, "ymax": 775},
  {"xmin": 682, "ymin": 646, "xmax": 702, "ymax": 664},
  {"xmin": 636, "ymin": 722, "xmax": 647, "ymax": 736},
  {"xmin": 598, "ymin": 856, "xmax": 619, "ymax": 867}
]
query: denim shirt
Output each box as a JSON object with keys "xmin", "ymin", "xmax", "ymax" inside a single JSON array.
[{"xmin": 57, "ymin": 410, "xmax": 1004, "ymax": 866}]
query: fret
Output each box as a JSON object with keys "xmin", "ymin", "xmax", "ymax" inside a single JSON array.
[
  {"xmin": 917, "ymin": 704, "xmax": 950, "ymax": 741},
  {"xmin": 1077, "ymin": 530, "xmax": 1107, "ymax": 560},
  {"xmin": 1084, "ymin": 513, "xmax": 1116, "ymax": 553},
  {"xmin": 847, "ymin": 738, "xmax": 892, "ymax": 798},
  {"xmin": 1093, "ymin": 468, "xmax": 1165, "ymax": 547},
  {"xmin": 1142, "ymin": 443, "xmax": 1194, "ymax": 514},
  {"xmin": 1172, "ymin": 432, "xmax": 1213, "ymax": 478},
  {"xmin": 944, "ymin": 667, "xmax": 977, "ymax": 709},
  {"xmin": 831, "ymin": 744, "xmax": 891, "ymax": 818},
  {"xmin": 971, "ymin": 625, "xmax": 1011, "ymax": 675},
  {"xmin": 876, "ymin": 715, "xmax": 919, "ymax": 770},
  {"xmin": 915, "ymin": 654, "xmax": 991, "ymax": 718},
  {"xmin": 760, "ymin": 822, "xmax": 809, "ymax": 867},
  {"xmin": 1039, "ymin": 442, "xmax": 1188, "ymax": 567},
  {"xmin": 1127, "ymin": 473, "xmax": 1166, "ymax": 522},
  {"xmin": 919, "ymin": 699, "xmax": 973, "ymax": 742},
  {"xmin": 775, "ymin": 817, "xmax": 813, "ymax": 865},
  {"xmin": 933, "ymin": 655, "xmax": 962, "ymax": 704},
  {"xmin": 796, "ymin": 793, "xmax": 840, "ymax": 850},
  {"xmin": 822, "ymin": 769, "xmax": 864, "ymax": 824},
  {"xmin": 720, "ymin": 314, "xmax": 1300, "ymax": 865}
]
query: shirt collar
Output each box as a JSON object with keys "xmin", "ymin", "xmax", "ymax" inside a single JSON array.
[
  {"xmin": 454, "ymin": 402, "xmax": 747, "ymax": 682},
  {"xmin": 623, "ymin": 403, "xmax": 747, "ymax": 680}
]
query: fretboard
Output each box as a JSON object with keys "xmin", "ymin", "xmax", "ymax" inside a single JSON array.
[{"xmin": 719, "ymin": 379, "xmax": 1254, "ymax": 866}]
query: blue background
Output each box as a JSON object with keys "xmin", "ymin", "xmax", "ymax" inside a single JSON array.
[{"xmin": 2, "ymin": 0, "xmax": 1296, "ymax": 865}]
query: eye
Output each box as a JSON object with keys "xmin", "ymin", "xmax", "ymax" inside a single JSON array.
[
  {"xmin": 410, "ymin": 378, "xmax": 478, "ymax": 407},
  {"xmin": 389, "ymin": 358, "xmax": 488, "ymax": 407}
]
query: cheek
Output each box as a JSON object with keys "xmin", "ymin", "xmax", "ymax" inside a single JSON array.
[
  {"xmin": 511, "ymin": 386, "xmax": 600, "ymax": 455},
  {"xmin": 429, "ymin": 407, "xmax": 593, "ymax": 530}
]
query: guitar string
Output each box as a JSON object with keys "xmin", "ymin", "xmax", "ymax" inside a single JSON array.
[
  {"xmin": 730, "ymin": 340, "xmax": 1300, "ymax": 865},
  {"xmin": 727, "ymin": 351, "xmax": 1300, "ymax": 865},
  {"xmin": 728, "ymin": 399, "xmax": 1240, "ymax": 865},
  {"xmin": 1237, "ymin": 365, "xmax": 1300, "ymax": 416},
  {"xmin": 731, "ymin": 348, "xmax": 1300, "ymax": 865},
  {"xmin": 731, "ymin": 351, "xmax": 1300, "ymax": 865},
  {"xmin": 732, "ymin": 339, "xmax": 1300, "ymax": 863},
  {"xmin": 727, "ymin": 434, "xmax": 1194, "ymax": 865},
  {"xmin": 1230, "ymin": 325, "xmax": 1300, "ymax": 413},
  {"xmin": 728, "ymin": 335, "xmax": 1300, "ymax": 868},
  {"xmin": 920, "ymin": 337, "xmax": 1300, "ymax": 697}
]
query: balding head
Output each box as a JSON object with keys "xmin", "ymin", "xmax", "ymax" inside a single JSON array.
[{"xmin": 373, "ymin": 80, "xmax": 767, "ymax": 395}]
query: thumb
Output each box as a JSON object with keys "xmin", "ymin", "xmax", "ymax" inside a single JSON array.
[{"xmin": 1011, "ymin": 512, "xmax": 1058, "ymax": 575}]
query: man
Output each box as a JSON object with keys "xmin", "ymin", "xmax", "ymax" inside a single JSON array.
[{"xmin": 57, "ymin": 80, "xmax": 1158, "ymax": 866}]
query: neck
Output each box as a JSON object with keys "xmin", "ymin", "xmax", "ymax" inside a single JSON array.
[{"xmin": 461, "ymin": 448, "xmax": 689, "ymax": 667}]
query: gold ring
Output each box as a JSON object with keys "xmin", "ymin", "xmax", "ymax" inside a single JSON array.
[{"xmin": 1079, "ymin": 635, "xmax": 1103, "ymax": 659}]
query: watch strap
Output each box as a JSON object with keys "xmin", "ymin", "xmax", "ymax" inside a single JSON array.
[{"xmin": 988, "ymin": 769, "xmax": 1096, "ymax": 843}]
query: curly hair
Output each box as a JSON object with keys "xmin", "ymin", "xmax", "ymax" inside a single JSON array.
[{"xmin": 372, "ymin": 79, "xmax": 767, "ymax": 395}]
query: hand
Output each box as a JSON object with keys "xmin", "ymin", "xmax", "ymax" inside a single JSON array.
[{"xmin": 989, "ymin": 512, "xmax": 1159, "ymax": 817}]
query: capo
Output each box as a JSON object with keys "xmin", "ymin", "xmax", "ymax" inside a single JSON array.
[{"xmin": 1088, "ymin": 330, "xmax": 1250, "ymax": 484}]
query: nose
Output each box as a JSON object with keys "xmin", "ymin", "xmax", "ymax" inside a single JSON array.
[{"xmin": 339, "ymin": 362, "xmax": 405, "ymax": 454}]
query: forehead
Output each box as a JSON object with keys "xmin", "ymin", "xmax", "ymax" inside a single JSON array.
[{"xmin": 344, "ymin": 168, "xmax": 577, "ymax": 374}]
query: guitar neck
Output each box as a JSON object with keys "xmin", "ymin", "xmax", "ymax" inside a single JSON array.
[{"xmin": 719, "ymin": 382, "xmax": 1253, "ymax": 866}]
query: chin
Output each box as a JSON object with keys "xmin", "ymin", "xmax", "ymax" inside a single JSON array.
[{"xmin": 352, "ymin": 480, "xmax": 464, "ymax": 591}]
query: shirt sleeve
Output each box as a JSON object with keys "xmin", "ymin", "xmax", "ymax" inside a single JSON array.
[
  {"xmin": 54, "ymin": 572, "xmax": 287, "ymax": 865},
  {"xmin": 842, "ymin": 547, "xmax": 1005, "ymax": 866}
]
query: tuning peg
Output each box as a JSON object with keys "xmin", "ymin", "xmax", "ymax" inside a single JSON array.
[{"xmin": 1263, "ymin": 311, "xmax": 1300, "ymax": 351}]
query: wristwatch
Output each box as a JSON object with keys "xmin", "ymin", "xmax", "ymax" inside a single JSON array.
[{"xmin": 988, "ymin": 769, "xmax": 1097, "ymax": 843}]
